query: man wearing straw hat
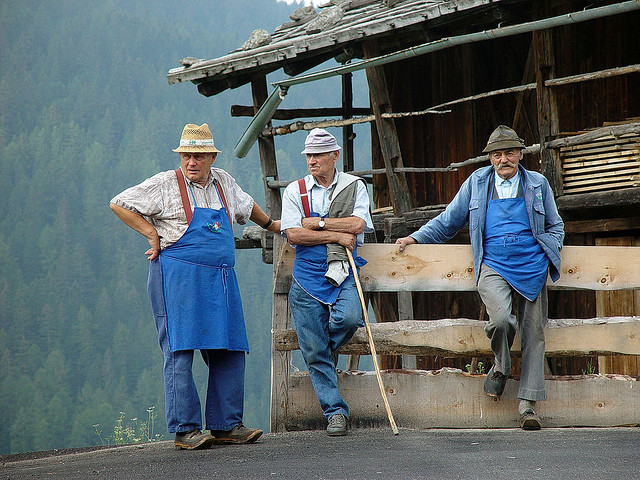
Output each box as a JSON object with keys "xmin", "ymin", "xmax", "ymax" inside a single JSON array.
[
  {"xmin": 110, "ymin": 123, "xmax": 280, "ymax": 449},
  {"xmin": 280, "ymin": 128, "xmax": 374, "ymax": 436},
  {"xmin": 396, "ymin": 125, "xmax": 564, "ymax": 430}
]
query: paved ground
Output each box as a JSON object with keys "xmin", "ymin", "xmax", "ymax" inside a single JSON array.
[{"xmin": 2, "ymin": 427, "xmax": 639, "ymax": 479}]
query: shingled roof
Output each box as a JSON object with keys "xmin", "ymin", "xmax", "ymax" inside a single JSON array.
[{"xmin": 167, "ymin": 0, "xmax": 514, "ymax": 96}]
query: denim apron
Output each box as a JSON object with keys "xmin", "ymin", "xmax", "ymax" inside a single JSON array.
[
  {"xmin": 159, "ymin": 182, "xmax": 248, "ymax": 352},
  {"xmin": 293, "ymin": 188, "xmax": 366, "ymax": 305},
  {"xmin": 483, "ymin": 180, "xmax": 548, "ymax": 301}
]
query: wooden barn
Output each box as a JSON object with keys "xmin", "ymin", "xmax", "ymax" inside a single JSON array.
[{"xmin": 168, "ymin": 0, "xmax": 640, "ymax": 431}]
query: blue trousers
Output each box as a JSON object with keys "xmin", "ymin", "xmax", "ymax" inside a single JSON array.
[
  {"xmin": 148, "ymin": 259, "xmax": 245, "ymax": 433},
  {"xmin": 289, "ymin": 278, "xmax": 364, "ymax": 419}
]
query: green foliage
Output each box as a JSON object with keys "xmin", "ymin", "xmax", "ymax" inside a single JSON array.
[
  {"xmin": 0, "ymin": 0, "xmax": 302, "ymax": 454},
  {"xmin": 94, "ymin": 406, "xmax": 162, "ymax": 446},
  {"xmin": 465, "ymin": 361, "xmax": 485, "ymax": 375}
]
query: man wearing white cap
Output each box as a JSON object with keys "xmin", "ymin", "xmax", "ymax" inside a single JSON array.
[
  {"xmin": 110, "ymin": 123, "xmax": 280, "ymax": 449},
  {"xmin": 280, "ymin": 128, "xmax": 374, "ymax": 436},
  {"xmin": 396, "ymin": 125, "xmax": 564, "ymax": 430}
]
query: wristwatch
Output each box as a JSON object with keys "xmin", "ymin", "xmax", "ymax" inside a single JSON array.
[{"xmin": 318, "ymin": 217, "xmax": 326, "ymax": 230}]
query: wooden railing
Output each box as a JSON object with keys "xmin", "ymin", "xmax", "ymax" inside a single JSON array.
[{"xmin": 270, "ymin": 243, "xmax": 640, "ymax": 431}]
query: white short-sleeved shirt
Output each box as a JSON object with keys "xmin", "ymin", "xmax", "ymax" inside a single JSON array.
[
  {"xmin": 111, "ymin": 167, "xmax": 254, "ymax": 249},
  {"xmin": 280, "ymin": 170, "xmax": 374, "ymax": 245}
]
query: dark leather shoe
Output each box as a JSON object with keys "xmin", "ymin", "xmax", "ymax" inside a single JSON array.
[
  {"xmin": 484, "ymin": 365, "xmax": 507, "ymax": 397},
  {"xmin": 211, "ymin": 424, "xmax": 262, "ymax": 444},
  {"xmin": 520, "ymin": 409, "xmax": 542, "ymax": 430},
  {"xmin": 326, "ymin": 413, "xmax": 347, "ymax": 436},
  {"xmin": 174, "ymin": 429, "xmax": 215, "ymax": 450}
]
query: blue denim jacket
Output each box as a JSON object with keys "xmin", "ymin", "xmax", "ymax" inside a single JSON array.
[{"xmin": 410, "ymin": 165, "xmax": 565, "ymax": 283}]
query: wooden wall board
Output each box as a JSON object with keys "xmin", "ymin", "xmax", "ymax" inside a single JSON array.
[
  {"xmin": 560, "ymin": 133, "xmax": 640, "ymax": 194},
  {"xmin": 285, "ymin": 369, "xmax": 640, "ymax": 430}
]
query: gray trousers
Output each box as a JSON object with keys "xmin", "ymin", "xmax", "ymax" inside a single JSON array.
[{"xmin": 477, "ymin": 264, "xmax": 547, "ymax": 401}]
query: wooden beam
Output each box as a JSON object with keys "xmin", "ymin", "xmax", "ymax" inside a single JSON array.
[
  {"xmin": 230, "ymin": 105, "xmax": 371, "ymax": 120},
  {"xmin": 342, "ymin": 72, "xmax": 354, "ymax": 173},
  {"xmin": 564, "ymin": 217, "xmax": 640, "ymax": 234},
  {"xmin": 274, "ymin": 317, "xmax": 640, "ymax": 356},
  {"xmin": 533, "ymin": 26, "xmax": 563, "ymax": 195},
  {"xmin": 285, "ymin": 369, "xmax": 640, "ymax": 429},
  {"xmin": 363, "ymin": 42, "xmax": 412, "ymax": 216},
  {"xmin": 273, "ymin": 244, "xmax": 640, "ymax": 293},
  {"xmin": 251, "ymin": 76, "xmax": 282, "ymax": 264}
]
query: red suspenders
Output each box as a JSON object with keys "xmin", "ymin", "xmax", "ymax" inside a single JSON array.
[
  {"xmin": 175, "ymin": 168, "xmax": 233, "ymax": 226},
  {"xmin": 298, "ymin": 178, "xmax": 311, "ymax": 218}
]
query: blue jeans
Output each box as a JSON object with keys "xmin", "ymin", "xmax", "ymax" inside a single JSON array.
[
  {"xmin": 148, "ymin": 259, "xmax": 245, "ymax": 433},
  {"xmin": 289, "ymin": 278, "xmax": 364, "ymax": 419}
]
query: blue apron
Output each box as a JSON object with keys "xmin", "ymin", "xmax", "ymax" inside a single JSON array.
[
  {"xmin": 293, "ymin": 189, "xmax": 366, "ymax": 305},
  {"xmin": 483, "ymin": 181, "xmax": 549, "ymax": 301},
  {"xmin": 159, "ymin": 184, "xmax": 248, "ymax": 352}
]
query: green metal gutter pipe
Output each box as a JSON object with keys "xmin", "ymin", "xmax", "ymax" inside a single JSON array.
[
  {"xmin": 234, "ymin": 1, "xmax": 640, "ymax": 158},
  {"xmin": 234, "ymin": 86, "xmax": 288, "ymax": 158}
]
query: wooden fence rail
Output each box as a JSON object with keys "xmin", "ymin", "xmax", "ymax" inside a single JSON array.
[{"xmin": 270, "ymin": 243, "xmax": 640, "ymax": 431}]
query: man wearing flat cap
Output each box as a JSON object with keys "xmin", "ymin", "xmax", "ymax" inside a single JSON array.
[
  {"xmin": 110, "ymin": 123, "xmax": 280, "ymax": 449},
  {"xmin": 396, "ymin": 125, "xmax": 564, "ymax": 430},
  {"xmin": 280, "ymin": 128, "xmax": 374, "ymax": 436}
]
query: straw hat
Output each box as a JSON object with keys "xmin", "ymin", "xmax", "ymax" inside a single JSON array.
[{"xmin": 172, "ymin": 123, "xmax": 221, "ymax": 153}]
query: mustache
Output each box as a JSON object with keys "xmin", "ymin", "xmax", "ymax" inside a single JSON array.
[{"xmin": 496, "ymin": 160, "xmax": 516, "ymax": 168}]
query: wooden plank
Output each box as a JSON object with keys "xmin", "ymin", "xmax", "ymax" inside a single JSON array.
[
  {"xmin": 563, "ymin": 168, "xmax": 640, "ymax": 183},
  {"xmin": 562, "ymin": 149, "xmax": 640, "ymax": 164},
  {"xmin": 286, "ymin": 369, "xmax": 640, "ymax": 429},
  {"xmin": 358, "ymin": 244, "xmax": 640, "ymax": 292},
  {"xmin": 273, "ymin": 244, "xmax": 640, "ymax": 293},
  {"xmin": 563, "ymin": 180, "xmax": 640, "ymax": 194},
  {"xmin": 274, "ymin": 317, "xmax": 640, "ymax": 356},
  {"xmin": 596, "ymin": 237, "xmax": 640, "ymax": 376},
  {"xmin": 560, "ymin": 139, "xmax": 640, "ymax": 156}
]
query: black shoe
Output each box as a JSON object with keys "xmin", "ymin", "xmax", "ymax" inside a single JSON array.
[
  {"xmin": 211, "ymin": 424, "xmax": 263, "ymax": 444},
  {"xmin": 520, "ymin": 409, "xmax": 542, "ymax": 430},
  {"xmin": 174, "ymin": 429, "xmax": 215, "ymax": 450},
  {"xmin": 326, "ymin": 414, "xmax": 347, "ymax": 436},
  {"xmin": 484, "ymin": 365, "xmax": 507, "ymax": 397}
]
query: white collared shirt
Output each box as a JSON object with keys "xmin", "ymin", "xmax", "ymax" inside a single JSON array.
[
  {"xmin": 494, "ymin": 171, "xmax": 520, "ymax": 199},
  {"xmin": 110, "ymin": 167, "xmax": 254, "ymax": 249},
  {"xmin": 280, "ymin": 170, "xmax": 374, "ymax": 244}
]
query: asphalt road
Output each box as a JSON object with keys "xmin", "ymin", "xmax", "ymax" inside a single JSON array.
[{"xmin": 2, "ymin": 427, "xmax": 639, "ymax": 480}]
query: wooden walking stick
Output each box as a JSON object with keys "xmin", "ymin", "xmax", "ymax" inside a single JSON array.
[{"xmin": 346, "ymin": 248, "xmax": 399, "ymax": 435}]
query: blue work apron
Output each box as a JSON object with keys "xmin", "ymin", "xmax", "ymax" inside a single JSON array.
[
  {"xmin": 483, "ymin": 183, "xmax": 549, "ymax": 301},
  {"xmin": 292, "ymin": 190, "xmax": 366, "ymax": 305},
  {"xmin": 159, "ymin": 187, "xmax": 248, "ymax": 352}
]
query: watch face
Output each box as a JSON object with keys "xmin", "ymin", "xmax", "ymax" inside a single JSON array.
[{"xmin": 319, "ymin": 219, "xmax": 325, "ymax": 228}]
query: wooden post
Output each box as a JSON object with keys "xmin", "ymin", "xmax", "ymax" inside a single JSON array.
[
  {"xmin": 251, "ymin": 75, "xmax": 282, "ymax": 263},
  {"xmin": 342, "ymin": 73, "xmax": 354, "ymax": 173},
  {"xmin": 363, "ymin": 43, "xmax": 413, "ymax": 216},
  {"xmin": 270, "ymin": 237, "xmax": 292, "ymax": 432},
  {"xmin": 398, "ymin": 291, "xmax": 416, "ymax": 369},
  {"xmin": 532, "ymin": 27, "xmax": 563, "ymax": 195}
]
